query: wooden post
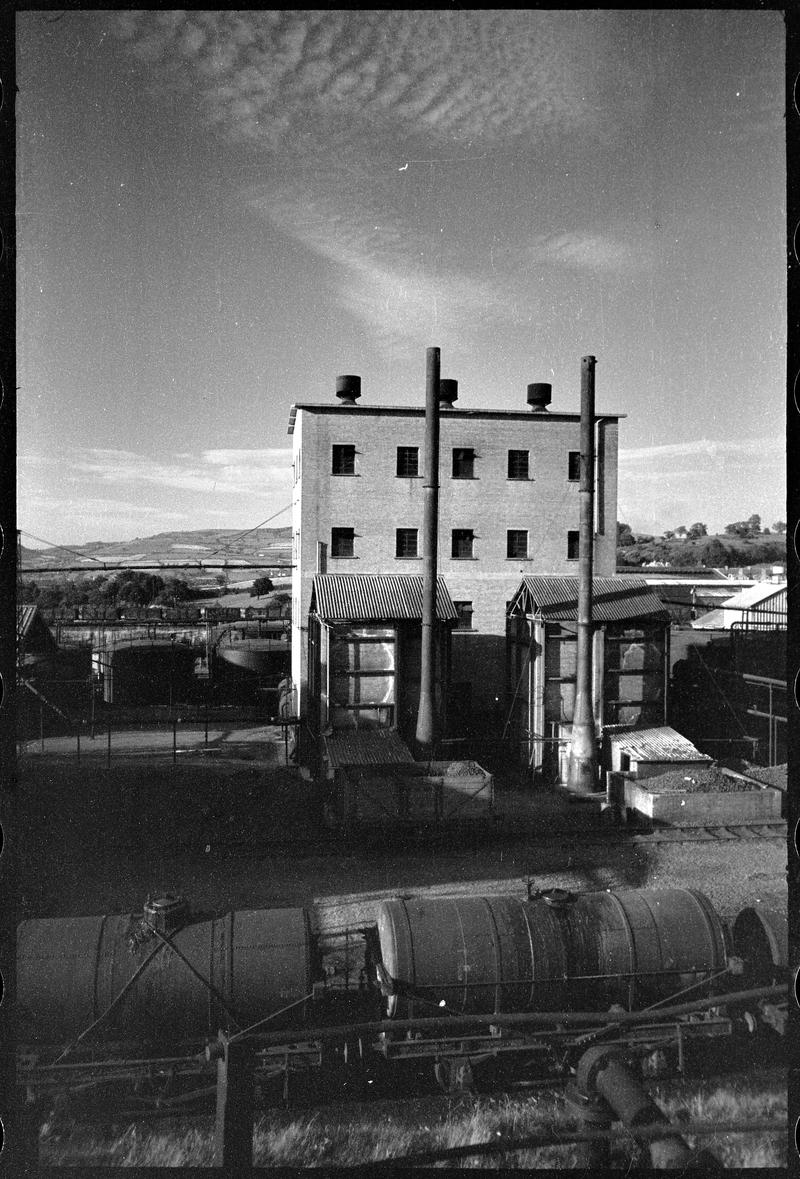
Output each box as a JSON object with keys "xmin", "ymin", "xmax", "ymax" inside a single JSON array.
[
  {"xmin": 16, "ymin": 1100, "xmax": 42, "ymax": 1173},
  {"xmin": 213, "ymin": 1037, "xmax": 254, "ymax": 1170},
  {"xmin": 107, "ymin": 716, "xmax": 112, "ymax": 768},
  {"xmin": 173, "ymin": 717, "xmax": 178, "ymax": 766}
]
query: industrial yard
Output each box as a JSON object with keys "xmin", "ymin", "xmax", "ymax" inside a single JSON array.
[
  {"xmin": 12, "ymin": 6, "xmax": 791, "ymax": 1171},
  {"xmin": 16, "ymin": 729, "xmax": 787, "ymax": 924},
  {"xmin": 13, "ymin": 361, "xmax": 789, "ymax": 1169},
  {"xmin": 14, "ymin": 727, "xmax": 788, "ymax": 1169}
]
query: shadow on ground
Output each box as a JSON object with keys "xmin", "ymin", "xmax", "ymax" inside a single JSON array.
[{"xmin": 13, "ymin": 753, "xmax": 655, "ymax": 920}]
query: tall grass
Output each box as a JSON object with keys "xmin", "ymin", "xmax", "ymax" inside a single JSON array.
[{"xmin": 40, "ymin": 1076, "xmax": 786, "ymax": 1168}]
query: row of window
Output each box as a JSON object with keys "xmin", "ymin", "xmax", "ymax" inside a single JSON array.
[
  {"xmin": 331, "ymin": 527, "xmax": 581, "ymax": 561},
  {"xmin": 332, "ymin": 445, "xmax": 582, "ymax": 481}
]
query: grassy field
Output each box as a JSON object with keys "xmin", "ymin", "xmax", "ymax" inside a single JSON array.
[{"xmin": 39, "ymin": 1074, "xmax": 787, "ymax": 1168}]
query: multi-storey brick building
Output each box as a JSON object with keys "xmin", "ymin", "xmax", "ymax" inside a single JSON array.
[{"xmin": 288, "ymin": 378, "xmax": 622, "ymax": 740}]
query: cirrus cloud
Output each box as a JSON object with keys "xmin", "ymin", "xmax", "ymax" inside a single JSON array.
[{"xmin": 107, "ymin": 10, "xmax": 614, "ymax": 151}]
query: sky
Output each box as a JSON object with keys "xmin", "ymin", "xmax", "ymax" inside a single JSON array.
[{"xmin": 16, "ymin": 9, "xmax": 786, "ymax": 547}]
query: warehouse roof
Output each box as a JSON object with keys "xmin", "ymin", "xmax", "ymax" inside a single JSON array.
[
  {"xmin": 311, "ymin": 574, "xmax": 458, "ymax": 622},
  {"xmin": 508, "ymin": 576, "xmax": 670, "ymax": 622},
  {"xmin": 691, "ymin": 581, "xmax": 787, "ymax": 629}
]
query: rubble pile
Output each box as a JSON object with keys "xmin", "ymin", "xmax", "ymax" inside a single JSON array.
[
  {"xmin": 740, "ymin": 764, "xmax": 787, "ymax": 791},
  {"xmin": 641, "ymin": 767, "xmax": 761, "ymax": 794}
]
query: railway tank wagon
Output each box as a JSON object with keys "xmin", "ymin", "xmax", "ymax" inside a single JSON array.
[
  {"xmin": 376, "ymin": 889, "xmax": 732, "ymax": 1019},
  {"xmin": 17, "ymin": 903, "xmax": 320, "ymax": 1050},
  {"xmin": 16, "ymin": 887, "xmax": 787, "ymax": 1110}
]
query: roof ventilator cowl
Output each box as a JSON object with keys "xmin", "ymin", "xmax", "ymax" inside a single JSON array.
[
  {"xmin": 527, "ymin": 382, "xmax": 552, "ymax": 412},
  {"xmin": 438, "ymin": 379, "xmax": 458, "ymax": 408},
  {"xmin": 336, "ymin": 374, "xmax": 361, "ymax": 406}
]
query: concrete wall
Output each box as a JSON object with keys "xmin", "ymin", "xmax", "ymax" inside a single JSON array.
[{"xmin": 291, "ymin": 403, "xmax": 619, "ymax": 733}]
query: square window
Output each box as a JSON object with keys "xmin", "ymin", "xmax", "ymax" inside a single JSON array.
[
  {"xmin": 508, "ymin": 450, "xmax": 529, "ymax": 480},
  {"xmin": 568, "ymin": 451, "xmax": 581, "ymax": 481},
  {"xmin": 331, "ymin": 527, "xmax": 355, "ymax": 557},
  {"xmin": 452, "ymin": 447, "xmax": 475, "ymax": 478},
  {"xmin": 507, "ymin": 529, "xmax": 528, "ymax": 559},
  {"xmin": 395, "ymin": 528, "xmax": 418, "ymax": 558},
  {"xmin": 332, "ymin": 444, "xmax": 356, "ymax": 475},
  {"xmin": 453, "ymin": 601, "xmax": 474, "ymax": 630},
  {"xmin": 567, "ymin": 530, "xmax": 580, "ymax": 560},
  {"xmin": 396, "ymin": 446, "xmax": 419, "ymax": 477},
  {"xmin": 451, "ymin": 528, "xmax": 475, "ymax": 558}
]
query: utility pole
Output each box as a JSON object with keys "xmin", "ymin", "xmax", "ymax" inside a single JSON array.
[
  {"xmin": 415, "ymin": 347, "xmax": 441, "ymax": 751},
  {"xmin": 566, "ymin": 356, "xmax": 599, "ymax": 794}
]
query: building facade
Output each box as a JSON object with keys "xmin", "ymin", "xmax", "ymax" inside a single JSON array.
[{"xmin": 288, "ymin": 383, "xmax": 621, "ymax": 739}]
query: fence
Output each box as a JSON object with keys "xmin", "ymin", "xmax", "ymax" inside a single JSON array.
[{"xmin": 17, "ymin": 706, "xmax": 298, "ymax": 768}]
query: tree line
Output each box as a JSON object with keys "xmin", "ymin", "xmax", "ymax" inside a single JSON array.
[
  {"xmin": 617, "ymin": 518, "xmax": 786, "ymax": 569},
  {"xmin": 19, "ymin": 570, "xmax": 282, "ymax": 611},
  {"xmin": 19, "ymin": 571, "xmax": 199, "ymax": 611}
]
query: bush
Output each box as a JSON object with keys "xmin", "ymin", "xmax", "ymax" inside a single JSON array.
[{"xmin": 251, "ymin": 576, "xmax": 275, "ymax": 598}]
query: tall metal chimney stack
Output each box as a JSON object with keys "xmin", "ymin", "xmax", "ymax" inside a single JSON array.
[
  {"xmin": 566, "ymin": 356, "xmax": 598, "ymax": 794},
  {"xmin": 335, "ymin": 375, "xmax": 361, "ymax": 405},
  {"xmin": 416, "ymin": 347, "xmax": 441, "ymax": 750}
]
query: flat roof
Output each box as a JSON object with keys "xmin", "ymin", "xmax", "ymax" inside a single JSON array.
[{"xmin": 288, "ymin": 402, "xmax": 624, "ymax": 434}]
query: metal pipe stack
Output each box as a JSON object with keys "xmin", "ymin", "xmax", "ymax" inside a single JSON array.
[
  {"xmin": 567, "ymin": 355, "xmax": 599, "ymax": 793},
  {"xmin": 416, "ymin": 346, "xmax": 441, "ymax": 750}
]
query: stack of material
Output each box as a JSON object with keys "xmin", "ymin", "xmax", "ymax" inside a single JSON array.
[{"xmin": 611, "ymin": 763, "xmax": 782, "ymax": 826}]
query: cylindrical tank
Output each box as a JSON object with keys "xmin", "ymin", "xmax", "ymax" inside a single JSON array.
[
  {"xmin": 731, "ymin": 905, "xmax": 788, "ymax": 985},
  {"xmin": 376, "ymin": 890, "xmax": 729, "ymax": 1019},
  {"xmin": 17, "ymin": 907, "xmax": 313, "ymax": 1047}
]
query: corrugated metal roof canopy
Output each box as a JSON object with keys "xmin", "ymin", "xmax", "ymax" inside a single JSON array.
[
  {"xmin": 607, "ymin": 726, "xmax": 711, "ymax": 764},
  {"xmin": 324, "ymin": 729, "xmax": 415, "ymax": 770},
  {"xmin": 508, "ymin": 576, "xmax": 670, "ymax": 622},
  {"xmin": 17, "ymin": 604, "xmax": 39, "ymax": 637},
  {"xmin": 311, "ymin": 574, "xmax": 458, "ymax": 622}
]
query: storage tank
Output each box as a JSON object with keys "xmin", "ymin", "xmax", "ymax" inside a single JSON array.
[
  {"xmin": 17, "ymin": 906, "xmax": 314, "ymax": 1048},
  {"xmin": 731, "ymin": 904, "xmax": 788, "ymax": 985},
  {"xmin": 376, "ymin": 889, "xmax": 729, "ymax": 1018}
]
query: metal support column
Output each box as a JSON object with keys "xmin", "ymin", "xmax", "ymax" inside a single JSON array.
[
  {"xmin": 416, "ymin": 346, "xmax": 441, "ymax": 751},
  {"xmin": 211, "ymin": 1034, "xmax": 254, "ymax": 1170}
]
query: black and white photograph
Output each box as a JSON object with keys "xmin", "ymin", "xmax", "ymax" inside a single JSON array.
[{"xmin": 11, "ymin": 8, "xmax": 790, "ymax": 1170}]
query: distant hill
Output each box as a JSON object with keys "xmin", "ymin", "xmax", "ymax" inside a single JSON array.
[
  {"xmin": 19, "ymin": 528, "xmax": 292, "ymax": 584},
  {"xmin": 617, "ymin": 531, "xmax": 786, "ymax": 570}
]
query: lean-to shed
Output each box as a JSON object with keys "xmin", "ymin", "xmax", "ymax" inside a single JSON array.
[
  {"xmin": 307, "ymin": 574, "xmax": 457, "ymax": 748},
  {"xmin": 506, "ymin": 576, "xmax": 670, "ymax": 781}
]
